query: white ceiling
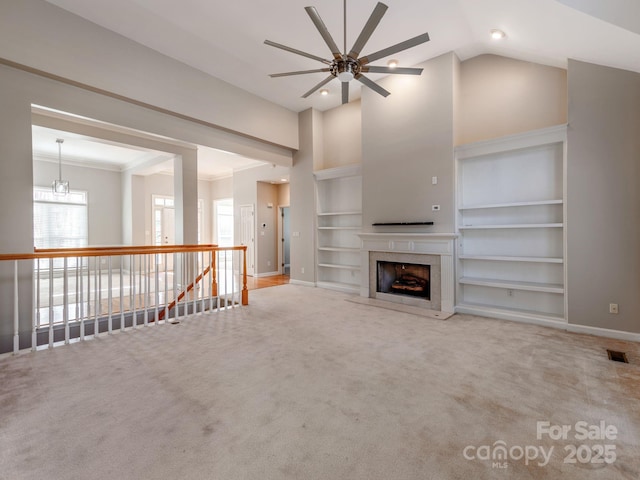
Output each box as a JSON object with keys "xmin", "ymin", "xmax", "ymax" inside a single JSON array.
[{"xmin": 42, "ymin": 0, "xmax": 640, "ymax": 112}]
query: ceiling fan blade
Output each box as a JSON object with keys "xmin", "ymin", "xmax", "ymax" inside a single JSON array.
[
  {"xmin": 264, "ymin": 40, "xmax": 331, "ymax": 65},
  {"xmin": 270, "ymin": 68, "xmax": 330, "ymax": 78},
  {"xmin": 305, "ymin": 7, "xmax": 342, "ymax": 60},
  {"xmin": 347, "ymin": 2, "xmax": 388, "ymax": 60},
  {"xmin": 359, "ymin": 32, "xmax": 430, "ymax": 66},
  {"xmin": 361, "ymin": 66, "xmax": 424, "ymax": 75},
  {"xmin": 302, "ymin": 75, "xmax": 335, "ymax": 98},
  {"xmin": 342, "ymin": 81, "xmax": 349, "ymax": 104},
  {"xmin": 356, "ymin": 74, "xmax": 390, "ymax": 97}
]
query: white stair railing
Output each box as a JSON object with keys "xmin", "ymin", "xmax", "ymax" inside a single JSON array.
[{"xmin": 0, "ymin": 244, "xmax": 248, "ymax": 355}]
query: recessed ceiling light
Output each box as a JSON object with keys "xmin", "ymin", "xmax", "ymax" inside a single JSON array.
[
  {"xmin": 387, "ymin": 59, "xmax": 398, "ymax": 69},
  {"xmin": 320, "ymin": 88, "xmax": 329, "ymax": 96},
  {"xmin": 490, "ymin": 29, "xmax": 506, "ymax": 40}
]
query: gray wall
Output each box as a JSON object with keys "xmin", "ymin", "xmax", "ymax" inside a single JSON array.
[
  {"xmin": 33, "ymin": 159, "xmax": 122, "ymax": 246},
  {"xmin": 0, "ymin": 0, "xmax": 298, "ymax": 150},
  {"xmin": 321, "ymin": 100, "xmax": 362, "ymax": 170},
  {"xmin": 361, "ymin": 52, "xmax": 458, "ymax": 233},
  {"xmin": 459, "ymin": 55, "xmax": 567, "ymax": 144},
  {"xmin": 566, "ymin": 60, "xmax": 640, "ymax": 333},
  {"xmin": 290, "ymin": 109, "xmax": 321, "ymax": 284},
  {"xmin": 256, "ymin": 182, "xmax": 279, "ymax": 274}
]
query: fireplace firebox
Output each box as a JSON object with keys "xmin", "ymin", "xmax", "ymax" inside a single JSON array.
[{"xmin": 377, "ymin": 261, "xmax": 430, "ymax": 300}]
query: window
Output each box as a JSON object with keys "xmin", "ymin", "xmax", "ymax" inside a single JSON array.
[
  {"xmin": 34, "ymin": 186, "xmax": 88, "ymax": 268},
  {"xmin": 214, "ymin": 199, "xmax": 234, "ymax": 247}
]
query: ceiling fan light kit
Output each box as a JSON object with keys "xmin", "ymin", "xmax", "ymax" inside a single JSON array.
[{"xmin": 265, "ymin": 0, "xmax": 430, "ymax": 104}]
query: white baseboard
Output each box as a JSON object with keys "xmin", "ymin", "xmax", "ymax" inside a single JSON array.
[
  {"xmin": 566, "ymin": 323, "xmax": 640, "ymax": 342},
  {"xmin": 254, "ymin": 271, "xmax": 280, "ymax": 278},
  {"xmin": 456, "ymin": 304, "xmax": 640, "ymax": 343},
  {"xmin": 289, "ymin": 279, "xmax": 316, "ymax": 288}
]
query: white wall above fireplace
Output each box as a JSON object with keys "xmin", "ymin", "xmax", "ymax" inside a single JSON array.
[{"xmin": 357, "ymin": 233, "xmax": 457, "ymax": 313}]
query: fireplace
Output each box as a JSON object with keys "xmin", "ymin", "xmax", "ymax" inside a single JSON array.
[
  {"xmin": 368, "ymin": 251, "xmax": 441, "ymax": 310},
  {"xmin": 358, "ymin": 233, "xmax": 456, "ymax": 313},
  {"xmin": 377, "ymin": 261, "xmax": 430, "ymax": 300}
]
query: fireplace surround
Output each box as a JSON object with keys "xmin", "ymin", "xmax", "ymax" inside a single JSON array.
[{"xmin": 358, "ymin": 233, "xmax": 456, "ymax": 313}]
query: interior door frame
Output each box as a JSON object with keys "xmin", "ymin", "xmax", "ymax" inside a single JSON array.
[{"xmin": 277, "ymin": 205, "xmax": 290, "ymax": 275}]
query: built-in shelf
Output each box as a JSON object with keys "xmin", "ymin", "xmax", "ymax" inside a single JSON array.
[
  {"xmin": 315, "ymin": 164, "xmax": 362, "ymax": 294},
  {"xmin": 459, "ymin": 277, "xmax": 564, "ymax": 294},
  {"xmin": 455, "ymin": 125, "xmax": 567, "ymax": 323},
  {"xmin": 459, "ymin": 223, "xmax": 563, "ymax": 230},
  {"xmin": 318, "ymin": 263, "xmax": 361, "ymax": 270},
  {"xmin": 459, "ymin": 255, "xmax": 563, "ymax": 264},
  {"xmin": 459, "ymin": 199, "xmax": 563, "ymax": 211}
]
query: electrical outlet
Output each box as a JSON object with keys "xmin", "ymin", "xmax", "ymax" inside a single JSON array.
[
  {"xmin": 267, "ymin": 260, "xmax": 271, "ymax": 267},
  {"xmin": 507, "ymin": 289, "xmax": 514, "ymax": 297},
  {"xmin": 609, "ymin": 303, "xmax": 619, "ymax": 314},
  {"xmin": 301, "ymin": 267, "xmax": 305, "ymax": 274},
  {"xmin": 432, "ymin": 176, "xmax": 438, "ymax": 185}
]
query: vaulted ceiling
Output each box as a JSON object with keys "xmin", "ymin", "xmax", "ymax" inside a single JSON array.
[{"xmin": 43, "ymin": 0, "xmax": 640, "ymax": 112}]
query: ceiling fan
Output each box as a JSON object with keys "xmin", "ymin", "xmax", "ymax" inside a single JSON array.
[{"xmin": 265, "ymin": 0, "xmax": 430, "ymax": 104}]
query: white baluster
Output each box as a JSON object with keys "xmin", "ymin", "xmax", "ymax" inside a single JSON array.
[
  {"xmin": 13, "ymin": 261, "xmax": 19, "ymax": 354},
  {"xmin": 63, "ymin": 257, "xmax": 69, "ymax": 345},
  {"xmin": 108, "ymin": 256, "xmax": 113, "ymax": 334},
  {"xmin": 120, "ymin": 256, "xmax": 125, "ymax": 332}
]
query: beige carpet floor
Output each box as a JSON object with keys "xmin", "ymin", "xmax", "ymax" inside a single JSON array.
[{"xmin": 1, "ymin": 284, "xmax": 639, "ymax": 480}]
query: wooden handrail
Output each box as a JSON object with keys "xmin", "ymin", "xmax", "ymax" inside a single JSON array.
[
  {"xmin": 35, "ymin": 245, "xmax": 217, "ymax": 253},
  {"xmin": 0, "ymin": 245, "xmax": 247, "ymax": 261}
]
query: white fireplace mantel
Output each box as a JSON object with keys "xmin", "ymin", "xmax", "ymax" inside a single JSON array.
[{"xmin": 357, "ymin": 233, "xmax": 457, "ymax": 313}]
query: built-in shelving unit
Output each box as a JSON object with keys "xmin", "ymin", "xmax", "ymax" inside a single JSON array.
[
  {"xmin": 455, "ymin": 125, "xmax": 567, "ymax": 325},
  {"xmin": 314, "ymin": 164, "xmax": 362, "ymax": 293}
]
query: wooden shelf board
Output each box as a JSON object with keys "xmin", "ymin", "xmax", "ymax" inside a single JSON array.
[
  {"xmin": 459, "ymin": 277, "xmax": 564, "ymax": 294},
  {"xmin": 318, "ymin": 247, "xmax": 360, "ymax": 252},
  {"xmin": 459, "ymin": 199, "xmax": 563, "ymax": 210},
  {"xmin": 317, "ymin": 211, "xmax": 362, "ymax": 216},
  {"xmin": 459, "ymin": 223, "xmax": 563, "ymax": 230},
  {"xmin": 459, "ymin": 255, "xmax": 563, "ymax": 264},
  {"xmin": 456, "ymin": 302, "xmax": 565, "ymax": 323},
  {"xmin": 316, "ymin": 281, "xmax": 360, "ymax": 294},
  {"xmin": 318, "ymin": 226, "xmax": 361, "ymax": 231},
  {"xmin": 318, "ymin": 263, "xmax": 361, "ymax": 271}
]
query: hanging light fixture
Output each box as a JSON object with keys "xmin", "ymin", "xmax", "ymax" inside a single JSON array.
[{"xmin": 52, "ymin": 138, "xmax": 69, "ymax": 195}]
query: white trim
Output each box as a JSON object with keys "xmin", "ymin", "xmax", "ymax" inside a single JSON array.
[
  {"xmin": 565, "ymin": 324, "xmax": 640, "ymax": 342},
  {"xmin": 456, "ymin": 303, "xmax": 640, "ymax": 342},
  {"xmin": 254, "ymin": 271, "xmax": 280, "ymax": 278},
  {"xmin": 316, "ymin": 281, "xmax": 359, "ymax": 294},
  {"xmin": 313, "ymin": 164, "xmax": 362, "ymax": 180},
  {"xmin": 455, "ymin": 124, "xmax": 567, "ymax": 159},
  {"xmin": 290, "ymin": 279, "xmax": 316, "ymax": 288}
]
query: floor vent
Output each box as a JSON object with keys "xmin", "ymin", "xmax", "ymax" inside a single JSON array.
[{"xmin": 607, "ymin": 350, "xmax": 629, "ymax": 363}]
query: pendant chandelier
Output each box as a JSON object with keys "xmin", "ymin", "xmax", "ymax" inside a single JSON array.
[{"xmin": 52, "ymin": 138, "xmax": 69, "ymax": 195}]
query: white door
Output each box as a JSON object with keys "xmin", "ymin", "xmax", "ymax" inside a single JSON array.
[{"xmin": 240, "ymin": 204, "xmax": 255, "ymax": 276}]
